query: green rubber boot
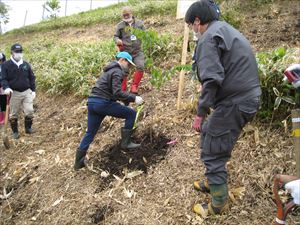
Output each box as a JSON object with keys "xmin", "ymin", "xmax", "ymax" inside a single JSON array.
[
  {"xmin": 193, "ymin": 183, "xmax": 229, "ymax": 217},
  {"xmin": 120, "ymin": 128, "xmax": 141, "ymax": 149},
  {"xmin": 74, "ymin": 149, "xmax": 87, "ymax": 171}
]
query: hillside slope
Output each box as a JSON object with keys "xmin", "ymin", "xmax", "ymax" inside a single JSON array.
[{"xmin": 1, "ymin": 1, "xmax": 300, "ymax": 225}]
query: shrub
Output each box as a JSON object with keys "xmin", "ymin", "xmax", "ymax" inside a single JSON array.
[
  {"xmin": 256, "ymin": 47, "xmax": 300, "ymax": 123},
  {"xmin": 26, "ymin": 39, "xmax": 115, "ymax": 96}
]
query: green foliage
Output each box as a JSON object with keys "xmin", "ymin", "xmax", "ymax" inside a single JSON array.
[
  {"xmin": 4, "ymin": 0, "xmax": 176, "ymax": 35},
  {"xmin": 220, "ymin": 10, "xmax": 243, "ymax": 28},
  {"xmin": 25, "ymin": 39, "xmax": 115, "ymax": 96},
  {"xmin": 11, "ymin": 26, "xmax": 182, "ymax": 95},
  {"xmin": 250, "ymin": 0, "xmax": 273, "ymax": 7},
  {"xmin": 44, "ymin": 0, "xmax": 61, "ymax": 19},
  {"xmin": 0, "ymin": 1, "xmax": 9, "ymax": 33},
  {"xmin": 256, "ymin": 47, "xmax": 300, "ymax": 122},
  {"xmin": 130, "ymin": 28, "xmax": 182, "ymax": 89}
]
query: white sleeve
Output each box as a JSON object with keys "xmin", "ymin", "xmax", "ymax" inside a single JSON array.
[{"xmin": 285, "ymin": 179, "xmax": 300, "ymax": 205}]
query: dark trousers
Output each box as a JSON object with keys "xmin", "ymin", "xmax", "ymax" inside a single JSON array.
[
  {"xmin": 79, "ymin": 97, "xmax": 136, "ymax": 152},
  {"xmin": 0, "ymin": 95, "xmax": 7, "ymax": 112},
  {"xmin": 200, "ymin": 97, "xmax": 260, "ymax": 185}
]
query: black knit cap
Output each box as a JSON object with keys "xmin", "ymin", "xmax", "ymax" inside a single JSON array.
[{"xmin": 185, "ymin": 0, "xmax": 220, "ymax": 25}]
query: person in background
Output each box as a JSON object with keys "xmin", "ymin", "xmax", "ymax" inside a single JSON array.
[
  {"xmin": 114, "ymin": 6, "xmax": 145, "ymax": 94},
  {"xmin": 74, "ymin": 51, "xmax": 144, "ymax": 171},
  {"xmin": 185, "ymin": 0, "xmax": 261, "ymax": 216},
  {"xmin": 0, "ymin": 44, "xmax": 36, "ymax": 139},
  {"xmin": 0, "ymin": 52, "xmax": 7, "ymax": 126}
]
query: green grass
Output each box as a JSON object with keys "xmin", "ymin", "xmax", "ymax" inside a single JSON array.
[
  {"xmin": 26, "ymin": 39, "xmax": 116, "ymax": 96},
  {"xmin": 3, "ymin": 0, "xmax": 176, "ymax": 36},
  {"xmin": 15, "ymin": 28, "xmax": 182, "ymax": 96}
]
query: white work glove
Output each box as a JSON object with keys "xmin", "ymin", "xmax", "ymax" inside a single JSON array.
[
  {"xmin": 285, "ymin": 179, "xmax": 300, "ymax": 205},
  {"xmin": 32, "ymin": 91, "xmax": 36, "ymax": 100},
  {"xmin": 135, "ymin": 96, "xmax": 144, "ymax": 105},
  {"xmin": 4, "ymin": 88, "xmax": 13, "ymax": 95}
]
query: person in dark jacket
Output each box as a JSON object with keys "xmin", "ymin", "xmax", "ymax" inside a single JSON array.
[
  {"xmin": 74, "ymin": 51, "xmax": 144, "ymax": 171},
  {"xmin": 0, "ymin": 52, "xmax": 7, "ymax": 125},
  {"xmin": 185, "ymin": 0, "xmax": 261, "ymax": 216},
  {"xmin": 0, "ymin": 44, "xmax": 36, "ymax": 139},
  {"xmin": 0, "ymin": 52, "xmax": 6, "ymax": 64},
  {"xmin": 114, "ymin": 6, "xmax": 145, "ymax": 94}
]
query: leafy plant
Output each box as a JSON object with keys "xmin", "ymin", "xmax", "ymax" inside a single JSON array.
[
  {"xmin": 256, "ymin": 47, "xmax": 300, "ymax": 122},
  {"xmin": 44, "ymin": 0, "xmax": 61, "ymax": 19},
  {"xmin": 0, "ymin": 1, "xmax": 9, "ymax": 34},
  {"xmin": 25, "ymin": 39, "xmax": 115, "ymax": 96},
  {"xmin": 129, "ymin": 27, "xmax": 182, "ymax": 89}
]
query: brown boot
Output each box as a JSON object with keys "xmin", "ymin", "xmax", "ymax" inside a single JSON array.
[
  {"xmin": 194, "ymin": 179, "xmax": 210, "ymax": 193},
  {"xmin": 193, "ymin": 201, "xmax": 229, "ymax": 218}
]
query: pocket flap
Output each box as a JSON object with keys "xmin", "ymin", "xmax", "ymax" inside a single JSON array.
[{"xmin": 206, "ymin": 129, "xmax": 230, "ymax": 137}]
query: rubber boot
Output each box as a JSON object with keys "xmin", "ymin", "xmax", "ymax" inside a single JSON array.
[
  {"xmin": 74, "ymin": 148, "xmax": 87, "ymax": 170},
  {"xmin": 193, "ymin": 183, "xmax": 229, "ymax": 217},
  {"xmin": 130, "ymin": 70, "xmax": 144, "ymax": 94},
  {"xmin": 0, "ymin": 112, "xmax": 5, "ymax": 125},
  {"xmin": 194, "ymin": 179, "xmax": 210, "ymax": 193},
  {"xmin": 10, "ymin": 118, "xmax": 19, "ymax": 139},
  {"xmin": 25, "ymin": 116, "xmax": 34, "ymax": 134},
  {"xmin": 120, "ymin": 128, "xmax": 141, "ymax": 149},
  {"xmin": 121, "ymin": 76, "xmax": 128, "ymax": 92}
]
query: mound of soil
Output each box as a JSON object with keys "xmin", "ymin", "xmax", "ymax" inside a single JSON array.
[{"xmin": 92, "ymin": 132, "xmax": 170, "ymax": 192}]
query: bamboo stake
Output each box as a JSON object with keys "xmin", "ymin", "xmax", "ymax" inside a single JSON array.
[
  {"xmin": 291, "ymin": 109, "xmax": 300, "ymax": 176},
  {"xmin": 176, "ymin": 23, "xmax": 189, "ymax": 110}
]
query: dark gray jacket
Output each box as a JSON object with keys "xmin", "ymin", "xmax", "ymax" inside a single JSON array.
[
  {"xmin": 114, "ymin": 18, "xmax": 144, "ymax": 55},
  {"xmin": 90, "ymin": 61, "xmax": 136, "ymax": 102},
  {"xmin": 195, "ymin": 21, "xmax": 261, "ymax": 117}
]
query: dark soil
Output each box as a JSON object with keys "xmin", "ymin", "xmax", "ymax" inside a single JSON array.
[{"xmin": 92, "ymin": 132, "xmax": 170, "ymax": 192}]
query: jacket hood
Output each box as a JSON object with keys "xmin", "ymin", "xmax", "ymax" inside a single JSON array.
[{"xmin": 103, "ymin": 61, "xmax": 122, "ymax": 72}]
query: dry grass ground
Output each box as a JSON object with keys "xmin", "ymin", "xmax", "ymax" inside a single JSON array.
[{"xmin": 1, "ymin": 1, "xmax": 300, "ymax": 224}]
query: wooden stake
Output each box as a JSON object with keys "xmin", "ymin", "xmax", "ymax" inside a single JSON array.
[
  {"xmin": 291, "ymin": 109, "xmax": 300, "ymax": 177},
  {"xmin": 177, "ymin": 23, "xmax": 189, "ymax": 110}
]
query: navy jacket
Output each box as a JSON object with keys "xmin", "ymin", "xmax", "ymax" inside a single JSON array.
[{"xmin": 0, "ymin": 59, "xmax": 36, "ymax": 92}]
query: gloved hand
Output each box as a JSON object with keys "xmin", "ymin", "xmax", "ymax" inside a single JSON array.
[
  {"xmin": 193, "ymin": 115, "xmax": 204, "ymax": 132},
  {"xmin": 135, "ymin": 96, "xmax": 144, "ymax": 105},
  {"xmin": 285, "ymin": 179, "xmax": 300, "ymax": 205},
  {"xmin": 4, "ymin": 88, "xmax": 13, "ymax": 95},
  {"xmin": 32, "ymin": 92, "xmax": 36, "ymax": 100}
]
